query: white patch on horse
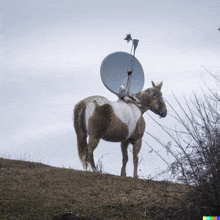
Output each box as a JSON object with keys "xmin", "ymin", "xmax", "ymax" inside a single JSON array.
[
  {"xmin": 112, "ymin": 100, "xmax": 141, "ymax": 138},
  {"xmin": 85, "ymin": 102, "xmax": 95, "ymax": 131}
]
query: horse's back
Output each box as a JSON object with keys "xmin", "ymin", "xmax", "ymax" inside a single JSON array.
[{"xmin": 82, "ymin": 96, "xmax": 111, "ymax": 106}]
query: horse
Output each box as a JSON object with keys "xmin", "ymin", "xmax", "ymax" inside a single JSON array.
[{"xmin": 73, "ymin": 81, "xmax": 167, "ymax": 178}]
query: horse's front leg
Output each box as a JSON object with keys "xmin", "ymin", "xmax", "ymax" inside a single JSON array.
[
  {"xmin": 121, "ymin": 140, "xmax": 129, "ymax": 177},
  {"xmin": 132, "ymin": 138, "xmax": 142, "ymax": 178},
  {"xmin": 87, "ymin": 135, "xmax": 100, "ymax": 172}
]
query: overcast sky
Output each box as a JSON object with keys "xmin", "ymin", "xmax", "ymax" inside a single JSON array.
[
  {"xmin": 1, "ymin": 0, "xmax": 220, "ymax": 73},
  {"xmin": 0, "ymin": 0, "xmax": 220, "ymax": 177}
]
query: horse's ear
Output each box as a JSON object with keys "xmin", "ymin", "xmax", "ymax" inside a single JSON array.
[
  {"xmin": 152, "ymin": 81, "xmax": 163, "ymax": 90},
  {"xmin": 152, "ymin": 81, "xmax": 156, "ymax": 88},
  {"xmin": 157, "ymin": 82, "xmax": 163, "ymax": 90}
]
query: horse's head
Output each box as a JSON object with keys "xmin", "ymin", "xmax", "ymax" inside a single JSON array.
[{"xmin": 133, "ymin": 81, "xmax": 167, "ymax": 118}]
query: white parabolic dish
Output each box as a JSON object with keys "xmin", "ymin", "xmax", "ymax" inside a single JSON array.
[{"xmin": 100, "ymin": 52, "xmax": 145, "ymax": 96}]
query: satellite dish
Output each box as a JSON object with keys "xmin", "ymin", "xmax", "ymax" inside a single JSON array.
[{"xmin": 100, "ymin": 51, "xmax": 144, "ymax": 97}]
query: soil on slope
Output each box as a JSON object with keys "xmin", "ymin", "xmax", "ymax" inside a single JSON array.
[{"xmin": 0, "ymin": 158, "xmax": 190, "ymax": 220}]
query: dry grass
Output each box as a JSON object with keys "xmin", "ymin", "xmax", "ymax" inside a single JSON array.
[{"xmin": 0, "ymin": 158, "xmax": 190, "ymax": 220}]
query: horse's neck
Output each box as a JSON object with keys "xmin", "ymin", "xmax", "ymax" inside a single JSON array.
[{"xmin": 132, "ymin": 91, "xmax": 150, "ymax": 114}]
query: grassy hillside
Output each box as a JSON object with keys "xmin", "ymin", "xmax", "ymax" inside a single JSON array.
[{"xmin": 0, "ymin": 158, "xmax": 190, "ymax": 220}]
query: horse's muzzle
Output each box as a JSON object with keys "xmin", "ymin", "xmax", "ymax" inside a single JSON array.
[{"xmin": 160, "ymin": 110, "xmax": 167, "ymax": 118}]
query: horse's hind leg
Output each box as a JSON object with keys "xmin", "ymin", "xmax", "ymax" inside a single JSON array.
[
  {"xmin": 121, "ymin": 140, "xmax": 129, "ymax": 177},
  {"xmin": 132, "ymin": 138, "xmax": 142, "ymax": 178},
  {"xmin": 87, "ymin": 135, "xmax": 100, "ymax": 172}
]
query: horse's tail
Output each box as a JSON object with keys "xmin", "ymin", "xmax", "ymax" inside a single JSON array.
[{"xmin": 73, "ymin": 100, "xmax": 88, "ymax": 169}]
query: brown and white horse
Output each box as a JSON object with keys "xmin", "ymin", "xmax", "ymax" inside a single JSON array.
[{"xmin": 73, "ymin": 81, "xmax": 167, "ymax": 178}]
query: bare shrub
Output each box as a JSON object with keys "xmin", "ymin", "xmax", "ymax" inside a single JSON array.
[{"xmin": 146, "ymin": 84, "xmax": 220, "ymax": 217}]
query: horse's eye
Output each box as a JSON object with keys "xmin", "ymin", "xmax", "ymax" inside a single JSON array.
[{"xmin": 152, "ymin": 93, "xmax": 156, "ymax": 97}]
